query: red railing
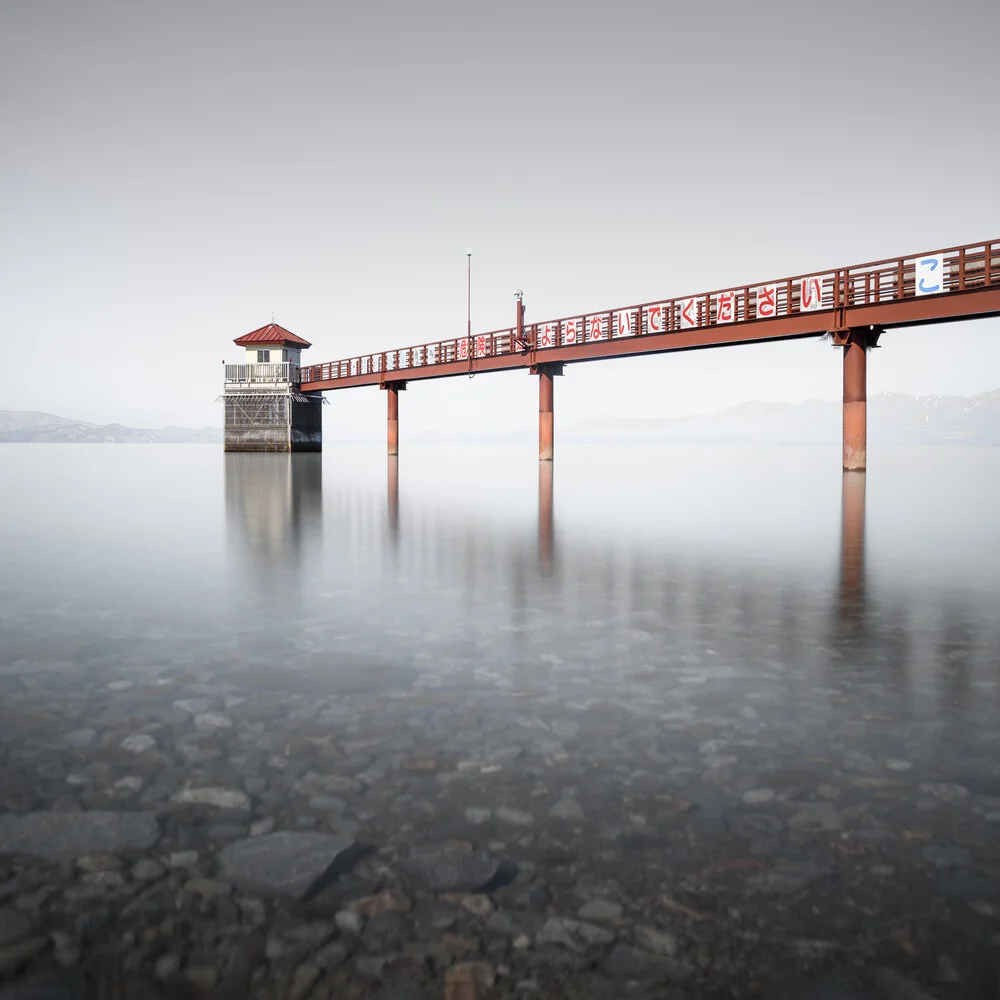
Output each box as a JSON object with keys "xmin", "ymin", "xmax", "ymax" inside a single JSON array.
[{"xmin": 300, "ymin": 239, "xmax": 998, "ymax": 385}]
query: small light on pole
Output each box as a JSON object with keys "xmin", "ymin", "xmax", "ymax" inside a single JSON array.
[{"xmin": 466, "ymin": 249, "xmax": 473, "ymax": 376}]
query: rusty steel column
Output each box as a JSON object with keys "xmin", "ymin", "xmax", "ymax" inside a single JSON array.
[
  {"xmin": 385, "ymin": 381, "xmax": 406, "ymax": 456},
  {"xmin": 539, "ymin": 369, "xmax": 554, "ymax": 461},
  {"xmin": 843, "ymin": 329, "xmax": 867, "ymax": 471},
  {"xmin": 538, "ymin": 460, "xmax": 554, "ymax": 576}
]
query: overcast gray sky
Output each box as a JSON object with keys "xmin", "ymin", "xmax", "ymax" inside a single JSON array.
[{"xmin": 2, "ymin": 0, "xmax": 998, "ymax": 435}]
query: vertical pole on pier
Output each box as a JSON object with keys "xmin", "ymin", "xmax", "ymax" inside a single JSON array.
[
  {"xmin": 842, "ymin": 329, "xmax": 867, "ymax": 471},
  {"xmin": 539, "ymin": 368, "xmax": 554, "ymax": 462}
]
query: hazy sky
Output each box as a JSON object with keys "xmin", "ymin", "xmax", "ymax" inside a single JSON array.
[{"xmin": 2, "ymin": 0, "xmax": 998, "ymax": 435}]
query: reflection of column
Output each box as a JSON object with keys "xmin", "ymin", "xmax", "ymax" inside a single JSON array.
[
  {"xmin": 387, "ymin": 456, "xmax": 399, "ymax": 550},
  {"xmin": 838, "ymin": 470, "xmax": 866, "ymax": 627},
  {"xmin": 538, "ymin": 460, "xmax": 554, "ymax": 576}
]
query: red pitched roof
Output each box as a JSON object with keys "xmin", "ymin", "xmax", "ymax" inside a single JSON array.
[{"xmin": 233, "ymin": 323, "xmax": 312, "ymax": 348}]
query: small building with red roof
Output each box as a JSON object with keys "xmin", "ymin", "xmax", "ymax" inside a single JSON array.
[
  {"xmin": 233, "ymin": 322, "xmax": 312, "ymax": 368},
  {"xmin": 222, "ymin": 322, "xmax": 322, "ymax": 453}
]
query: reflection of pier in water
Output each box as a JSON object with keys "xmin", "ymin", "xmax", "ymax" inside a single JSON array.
[{"xmin": 321, "ymin": 463, "xmax": 1000, "ymax": 684}]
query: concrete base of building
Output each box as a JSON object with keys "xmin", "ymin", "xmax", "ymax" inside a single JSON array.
[{"xmin": 223, "ymin": 391, "xmax": 323, "ymax": 453}]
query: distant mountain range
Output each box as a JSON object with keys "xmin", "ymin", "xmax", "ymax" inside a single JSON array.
[
  {"xmin": 0, "ymin": 411, "xmax": 221, "ymax": 443},
  {"xmin": 562, "ymin": 390, "xmax": 1000, "ymax": 446},
  {"xmin": 3, "ymin": 389, "xmax": 999, "ymax": 444}
]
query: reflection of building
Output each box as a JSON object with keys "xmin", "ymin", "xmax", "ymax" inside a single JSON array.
[{"xmin": 224, "ymin": 454, "xmax": 323, "ymax": 578}]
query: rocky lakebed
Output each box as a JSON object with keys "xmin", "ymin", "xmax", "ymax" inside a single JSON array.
[{"xmin": 0, "ymin": 648, "xmax": 998, "ymax": 1000}]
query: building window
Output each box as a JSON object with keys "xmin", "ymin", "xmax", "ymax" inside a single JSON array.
[{"xmin": 257, "ymin": 349, "xmax": 270, "ymax": 363}]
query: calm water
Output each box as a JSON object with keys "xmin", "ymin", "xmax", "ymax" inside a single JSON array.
[{"xmin": 0, "ymin": 442, "xmax": 999, "ymax": 997}]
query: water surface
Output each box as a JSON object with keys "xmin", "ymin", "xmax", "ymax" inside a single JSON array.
[{"xmin": 0, "ymin": 442, "xmax": 998, "ymax": 997}]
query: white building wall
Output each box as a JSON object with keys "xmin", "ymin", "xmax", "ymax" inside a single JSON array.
[{"xmin": 241, "ymin": 345, "xmax": 303, "ymax": 364}]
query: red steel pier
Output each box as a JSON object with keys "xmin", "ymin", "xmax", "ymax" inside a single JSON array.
[{"xmin": 296, "ymin": 239, "xmax": 1000, "ymax": 470}]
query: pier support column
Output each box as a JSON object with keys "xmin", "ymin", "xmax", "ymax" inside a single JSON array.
[
  {"xmin": 534, "ymin": 363, "xmax": 563, "ymax": 462},
  {"xmin": 539, "ymin": 373, "xmax": 553, "ymax": 461},
  {"xmin": 842, "ymin": 329, "xmax": 868, "ymax": 472},
  {"xmin": 383, "ymin": 381, "xmax": 406, "ymax": 457}
]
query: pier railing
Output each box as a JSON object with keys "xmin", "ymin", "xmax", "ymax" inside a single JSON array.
[
  {"xmin": 224, "ymin": 363, "xmax": 300, "ymax": 385},
  {"xmin": 299, "ymin": 238, "xmax": 999, "ymax": 385}
]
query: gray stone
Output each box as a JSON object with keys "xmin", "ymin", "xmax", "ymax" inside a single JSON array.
[
  {"xmin": 577, "ymin": 899, "xmax": 622, "ymax": 922},
  {"xmin": 0, "ymin": 937, "xmax": 48, "ymax": 976},
  {"xmin": 870, "ymin": 968, "xmax": 937, "ymax": 1000},
  {"xmin": 921, "ymin": 842, "xmax": 973, "ymax": 870},
  {"xmin": 918, "ymin": 782, "xmax": 970, "ymax": 802},
  {"xmin": 536, "ymin": 917, "xmax": 615, "ymax": 952},
  {"xmin": 0, "ymin": 909, "xmax": 31, "ymax": 948},
  {"xmin": 742, "ymin": 788, "xmax": 776, "ymax": 805},
  {"xmin": 603, "ymin": 944, "xmax": 694, "ymax": 983},
  {"xmin": 549, "ymin": 799, "xmax": 585, "ymax": 822},
  {"xmin": 495, "ymin": 806, "xmax": 534, "ymax": 827},
  {"xmin": 166, "ymin": 850, "xmax": 198, "ymax": 868},
  {"xmin": 484, "ymin": 909, "xmax": 546, "ymax": 939},
  {"xmin": 217, "ymin": 830, "xmax": 355, "ymax": 898},
  {"xmin": 288, "ymin": 962, "xmax": 320, "ymax": 1000},
  {"xmin": 335, "ymin": 909, "xmax": 364, "ymax": 935},
  {"xmin": 62, "ymin": 730, "xmax": 96, "ymax": 749},
  {"xmin": 493, "ymin": 883, "xmax": 549, "ymax": 912},
  {"xmin": 194, "ymin": 712, "xmax": 232, "ymax": 729},
  {"xmin": 0, "ymin": 811, "xmax": 159, "ymax": 862},
  {"xmin": 315, "ymin": 940, "xmax": 348, "ymax": 970},
  {"xmin": 788, "ymin": 939, "xmax": 842, "ymax": 959},
  {"xmin": 154, "ymin": 954, "xmax": 181, "ymax": 980},
  {"xmin": 172, "ymin": 786, "xmax": 250, "ymax": 810},
  {"xmin": 634, "ymin": 924, "xmax": 679, "ymax": 956},
  {"xmin": 933, "ymin": 872, "xmax": 1000, "ymax": 899},
  {"xmin": 74, "ymin": 908, "xmax": 110, "ymax": 937},
  {"xmin": 550, "ymin": 719, "xmax": 580, "ymax": 739},
  {"xmin": 401, "ymin": 845, "xmax": 501, "ymax": 892},
  {"xmin": 0, "ymin": 969, "xmax": 89, "ymax": 1000},
  {"xmin": 745, "ymin": 861, "xmax": 826, "ymax": 896},
  {"xmin": 788, "ymin": 805, "xmax": 844, "ymax": 833},
  {"xmin": 282, "ymin": 921, "xmax": 337, "ymax": 948},
  {"xmin": 363, "ymin": 912, "xmax": 404, "ymax": 951},
  {"xmin": 121, "ymin": 733, "xmax": 156, "ymax": 753},
  {"xmin": 464, "ymin": 808, "xmax": 491, "ymax": 826},
  {"xmin": 173, "ymin": 699, "xmax": 210, "ymax": 715},
  {"xmin": 935, "ymin": 955, "xmax": 960, "ymax": 984},
  {"xmin": 460, "ymin": 894, "xmax": 494, "ymax": 919},
  {"xmin": 800, "ymin": 977, "xmax": 870, "ymax": 999}
]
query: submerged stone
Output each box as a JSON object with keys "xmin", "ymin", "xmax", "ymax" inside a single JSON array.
[
  {"xmin": 172, "ymin": 786, "xmax": 251, "ymax": 810},
  {"xmin": 217, "ymin": 831, "xmax": 355, "ymax": 899},
  {"xmin": 0, "ymin": 811, "xmax": 159, "ymax": 862},
  {"xmin": 402, "ymin": 845, "xmax": 502, "ymax": 893}
]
